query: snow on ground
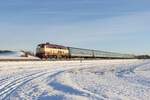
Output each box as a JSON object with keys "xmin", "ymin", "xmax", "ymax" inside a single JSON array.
[{"xmin": 0, "ymin": 60, "xmax": 150, "ymax": 100}]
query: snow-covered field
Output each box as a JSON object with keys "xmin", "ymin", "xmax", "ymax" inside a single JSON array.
[{"xmin": 0, "ymin": 60, "xmax": 150, "ymax": 100}]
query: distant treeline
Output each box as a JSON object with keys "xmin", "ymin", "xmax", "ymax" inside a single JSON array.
[
  {"xmin": 136, "ymin": 55, "xmax": 150, "ymax": 59},
  {"xmin": 0, "ymin": 50, "xmax": 12, "ymax": 53}
]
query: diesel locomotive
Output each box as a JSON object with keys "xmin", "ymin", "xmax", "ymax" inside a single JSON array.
[
  {"xmin": 36, "ymin": 43, "xmax": 135, "ymax": 59},
  {"xmin": 36, "ymin": 43, "xmax": 69, "ymax": 59}
]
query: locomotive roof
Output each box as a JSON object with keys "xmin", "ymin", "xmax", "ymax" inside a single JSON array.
[{"xmin": 38, "ymin": 43, "xmax": 67, "ymax": 49}]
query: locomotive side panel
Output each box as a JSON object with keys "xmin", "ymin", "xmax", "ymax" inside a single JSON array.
[{"xmin": 44, "ymin": 48, "xmax": 69, "ymax": 57}]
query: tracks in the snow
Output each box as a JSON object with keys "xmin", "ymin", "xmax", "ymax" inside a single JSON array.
[
  {"xmin": 0, "ymin": 71, "xmax": 45, "ymax": 99},
  {"xmin": 115, "ymin": 60, "xmax": 150, "ymax": 87},
  {"xmin": 0, "ymin": 69, "xmax": 65, "ymax": 100}
]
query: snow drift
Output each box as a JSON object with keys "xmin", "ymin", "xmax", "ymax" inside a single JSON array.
[
  {"xmin": 0, "ymin": 50, "xmax": 39, "ymax": 60},
  {"xmin": 0, "ymin": 50, "xmax": 25, "ymax": 57}
]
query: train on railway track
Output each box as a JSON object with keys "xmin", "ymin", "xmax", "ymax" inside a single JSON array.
[{"xmin": 36, "ymin": 43, "xmax": 135, "ymax": 59}]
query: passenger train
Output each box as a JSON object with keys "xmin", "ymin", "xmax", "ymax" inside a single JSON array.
[{"xmin": 36, "ymin": 43, "xmax": 135, "ymax": 59}]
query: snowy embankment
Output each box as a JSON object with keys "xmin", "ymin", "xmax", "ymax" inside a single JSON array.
[
  {"xmin": 0, "ymin": 51, "xmax": 39, "ymax": 60},
  {"xmin": 0, "ymin": 60, "xmax": 150, "ymax": 100}
]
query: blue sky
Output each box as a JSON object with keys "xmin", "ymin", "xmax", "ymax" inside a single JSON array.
[{"xmin": 0, "ymin": 0, "xmax": 150, "ymax": 54}]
